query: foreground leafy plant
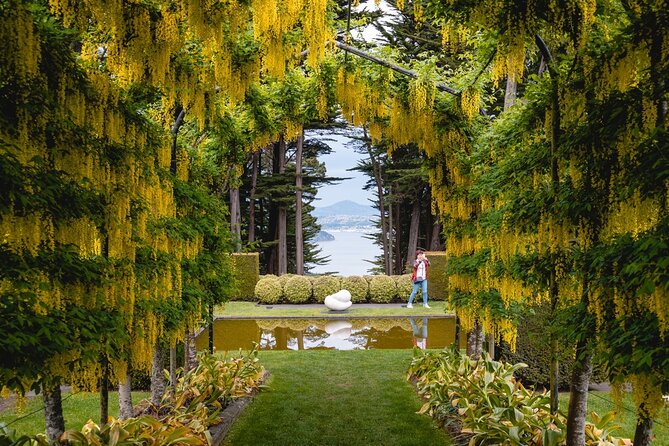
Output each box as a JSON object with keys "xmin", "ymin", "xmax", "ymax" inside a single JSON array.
[
  {"xmin": 0, "ymin": 349, "xmax": 266, "ymax": 445},
  {"xmin": 408, "ymin": 347, "xmax": 630, "ymax": 445}
]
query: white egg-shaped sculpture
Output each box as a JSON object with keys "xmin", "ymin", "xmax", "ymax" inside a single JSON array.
[
  {"xmin": 330, "ymin": 289, "xmax": 352, "ymax": 302},
  {"xmin": 324, "ymin": 289, "xmax": 352, "ymax": 311}
]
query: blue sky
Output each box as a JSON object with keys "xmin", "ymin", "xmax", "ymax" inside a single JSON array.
[{"xmin": 305, "ymin": 131, "xmax": 374, "ymax": 208}]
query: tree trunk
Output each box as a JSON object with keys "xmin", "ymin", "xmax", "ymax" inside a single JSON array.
[
  {"xmin": 466, "ymin": 319, "xmax": 485, "ymax": 360},
  {"xmin": 406, "ymin": 200, "xmax": 420, "ymax": 272},
  {"xmin": 230, "ymin": 186, "xmax": 241, "ymax": 252},
  {"xmin": 277, "ymin": 135, "xmax": 287, "ymax": 275},
  {"xmin": 487, "ymin": 333, "xmax": 495, "ymax": 359},
  {"xmin": 100, "ymin": 357, "xmax": 109, "ymax": 426},
  {"xmin": 388, "ymin": 185, "xmax": 394, "ymax": 274},
  {"xmin": 504, "ymin": 75, "xmax": 518, "ymax": 110},
  {"xmin": 119, "ymin": 365, "xmax": 134, "ymax": 420},
  {"xmin": 295, "ymin": 133, "xmax": 304, "ymax": 274},
  {"xmin": 536, "ymin": 33, "xmax": 563, "ymax": 416},
  {"xmin": 169, "ymin": 346, "xmax": 177, "ymax": 396},
  {"xmin": 634, "ymin": 407, "xmax": 654, "ymax": 446},
  {"xmin": 43, "ymin": 382, "xmax": 65, "ymax": 443},
  {"xmin": 429, "ymin": 220, "xmax": 442, "ymax": 251},
  {"xmin": 248, "ymin": 151, "xmax": 259, "ymax": 244},
  {"xmin": 393, "ymin": 188, "xmax": 401, "ymax": 274},
  {"xmin": 150, "ymin": 343, "xmax": 166, "ymax": 406},
  {"xmin": 367, "ymin": 145, "xmax": 390, "ymax": 274},
  {"xmin": 185, "ymin": 329, "xmax": 198, "ymax": 370},
  {"xmin": 566, "ymin": 339, "xmax": 593, "ymax": 446},
  {"xmin": 208, "ymin": 303, "xmax": 214, "ymax": 354}
]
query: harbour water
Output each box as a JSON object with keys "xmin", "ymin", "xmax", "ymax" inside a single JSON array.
[{"xmin": 310, "ymin": 230, "xmax": 381, "ymax": 276}]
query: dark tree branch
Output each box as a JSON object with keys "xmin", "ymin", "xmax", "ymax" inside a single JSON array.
[{"xmin": 334, "ymin": 41, "xmax": 460, "ymax": 95}]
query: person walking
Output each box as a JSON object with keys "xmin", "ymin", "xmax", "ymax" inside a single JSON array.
[{"xmin": 407, "ymin": 248, "xmax": 430, "ymax": 308}]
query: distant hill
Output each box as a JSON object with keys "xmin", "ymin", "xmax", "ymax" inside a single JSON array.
[
  {"xmin": 313, "ymin": 200, "xmax": 375, "ymax": 230},
  {"xmin": 313, "ymin": 200, "xmax": 375, "ymax": 217}
]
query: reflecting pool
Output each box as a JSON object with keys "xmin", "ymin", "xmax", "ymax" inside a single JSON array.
[{"xmin": 196, "ymin": 317, "xmax": 466, "ymax": 351}]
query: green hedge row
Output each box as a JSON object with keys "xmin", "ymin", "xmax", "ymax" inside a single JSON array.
[
  {"xmin": 497, "ymin": 303, "xmax": 608, "ymax": 390},
  {"xmin": 253, "ymin": 274, "xmax": 425, "ymax": 304}
]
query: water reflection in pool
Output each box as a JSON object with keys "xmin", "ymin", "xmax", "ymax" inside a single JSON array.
[{"xmin": 196, "ymin": 317, "xmax": 465, "ymax": 351}]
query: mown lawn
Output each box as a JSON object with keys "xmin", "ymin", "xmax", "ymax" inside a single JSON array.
[
  {"xmin": 0, "ymin": 391, "xmax": 150, "ymax": 437},
  {"xmin": 222, "ymin": 349, "xmax": 453, "ymax": 446}
]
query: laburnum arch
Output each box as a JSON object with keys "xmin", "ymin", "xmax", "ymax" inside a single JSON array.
[{"xmin": 1, "ymin": 0, "xmax": 667, "ymax": 444}]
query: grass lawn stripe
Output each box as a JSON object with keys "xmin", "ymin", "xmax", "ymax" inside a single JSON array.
[{"xmin": 222, "ymin": 349, "xmax": 453, "ymax": 446}]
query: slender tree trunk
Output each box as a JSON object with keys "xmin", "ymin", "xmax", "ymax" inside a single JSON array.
[
  {"xmin": 100, "ymin": 357, "xmax": 109, "ymax": 426},
  {"xmin": 119, "ymin": 365, "xmax": 134, "ymax": 420},
  {"xmin": 185, "ymin": 329, "xmax": 198, "ymax": 370},
  {"xmin": 150, "ymin": 343, "xmax": 166, "ymax": 406},
  {"xmin": 504, "ymin": 75, "xmax": 518, "ymax": 110},
  {"xmin": 295, "ymin": 133, "xmax": 304, "ymax": 274},
  {"xmin": 634, "ymin": 407, "xmax": 654, "ymax": 446},
  {"xmin": 43, "ymin": 382, "xmax": 65, "ymax": 443},
  {"xmin": 466, "ymin": 319, "xmax": 485, "ymax": 360},
  {"xmin": 536, "ymin": 33, "xmax": 562, "ymax": 416},
  {"xmin": 566, "ymin": 339, "xmax": 593, "ymax": 446},
  {"xmin": 650, "ymin": 16, "xmax": 667, "ymax": 128},
  {"xmin": 429, "ymin": 220, "xmax": 442, "ymax": 251},
  {"xmin": 248, "ymin": 151, "xmax": 259, "ymax": 244},
  {"xmin": 169, "ymin": 346, "xmax": 177, "ymax": 396},
  {"xmin": 454, "ymin": 314, "xmax": 461, "ymax": 349},
  {"xmin": 230, "ymin": 186, "xmax": 241, "ymax": 252},
  {"xmin": 277, "ymin": 135, "xmax": 287, "ymax": 275},
  {"xmin": 406, "ymin": 200, "xmax": 420, "ymax": 272},
  {"xmin": 487, "ymin": 333, "xmax": 495, "ymax": 359},
  {"xmin": 388, "ymin": 186, "xmax": 394, "ymax": 274},
  {"xmin": 367, "ymin": 145, "xmax": 390, "ymax": 274},
  {"xmin": 208, "ymin": 303, "xmax": 214, "ymax": 354},
  {"xmin": 393, "ymin": 188, "xmax": 401, "ymax": 274}
]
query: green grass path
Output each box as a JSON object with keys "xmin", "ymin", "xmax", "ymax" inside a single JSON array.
[{"xmin": 222, "ymin": 349, "xmax": 452, "ymax": 446}]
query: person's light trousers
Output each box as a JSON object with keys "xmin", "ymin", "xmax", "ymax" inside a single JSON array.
[{"xmin": 408, "ymin": 279, "xmax": 428, "ymax": 305}]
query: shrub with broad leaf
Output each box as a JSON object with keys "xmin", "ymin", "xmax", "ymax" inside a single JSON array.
[{"xmin": 408, "ymin": 347, "xmax": 631, "ymax": 446}]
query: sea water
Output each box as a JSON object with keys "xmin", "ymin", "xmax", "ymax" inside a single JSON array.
[{"xmin": 310, "ymin": 230, "xmax": 380, "ymax": 276}]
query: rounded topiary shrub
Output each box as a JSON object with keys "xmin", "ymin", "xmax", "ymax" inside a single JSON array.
[
  {"xmin": 342, "ymin": 275, "xmax": 369, "ymax": 303},
  {"xmin": 311, "ymin": 275, "xmax": 342, "ymax": 303},
  {"xmin": 254, "ymin": 275, "xmax": 283, "ymax": 304},
  {"xmin": 283, "ymin": 275, "xmax": 313, "ymax": 303},
  {"xmin": 394, "ymin": 274, "xmax": 413, "ymax": 302},
  {"xmin": 368, "ymin": 275, "xmax": 397, "ymax": 303}
]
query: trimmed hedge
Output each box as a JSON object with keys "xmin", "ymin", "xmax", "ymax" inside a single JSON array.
[
  {"xmin": 368, "ymin": 275, "xmax": 397, "ymax": 303},
  {"xmin": 232, "ymin": 253, "xmax": 260, "ymax": 301},
  {"xmin": 283, "ymin": 275, "xmax": 312, "ymax": 303},
  {"xmin": 341, "ymin": 275, "xmax": 369, "ymax": 303},
  {"xmin": 254, "ymin": 275, "xmax": 282, "ymax": 304},
  {"xmin": 425, "ymin": 251, "xmax": 447, "ymax": 301},
  {"xmin": 497, "ymin": 304, "xmax": 607, "ymax": 390},
  {"xmin": 394, "ymin": 274, "xmax": 413, "ymax": 302},
  {"xmin": 246, "ymin": 263, "xmax": 449, "ymax": 305},
  {"xmin": 312, "ymin": 275, "xmax": 342, "ymax": 303}
]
